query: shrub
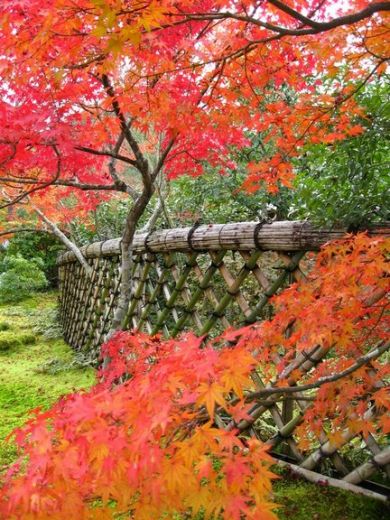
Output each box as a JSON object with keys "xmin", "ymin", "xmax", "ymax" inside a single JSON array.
[
  {"xmin": 4, "ymin": 232, "xmax": 63, "ymax": 286},
  {"xmin": 0, "ymin": 255, "xmax": 48, "ymax": 304}
]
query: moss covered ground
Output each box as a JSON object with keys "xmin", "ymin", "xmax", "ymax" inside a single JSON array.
[
  {"xmin": 273, "ymin": 475, "xmax": 388, "ymax": 519},
  {"xmin": 0, "ymin": 292, "xmax": 388, "ymax": 518},
  {"xmin": 0, "ymin": 292, "xmax": 95, "ymax": 467}
]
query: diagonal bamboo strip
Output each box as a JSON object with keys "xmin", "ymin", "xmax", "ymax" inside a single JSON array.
[
  {"xmin": 123, "ymin": 254, "xmax": 154, "ymax": 329},
  {"xmin": 67, "ymin": 262, "xmax": 84, "ymax": 343},
  {"xmin": 95, "ymin": 260, "xmax": 121, "ymax": 347},
  {"xmin": 151, "ymin": 254, "xmax": 197, "ymax": 335},
  {"xmin": 250, "ymin": 371, "xmax": 305, "ymax": 461},
  {"xmin": 364, "ymin": 434, "xmax": 390, "ymax": 479},
  {"xmin": 214, "ymin": 253, "xmax": 251, "ymax": 318},
  {"xmin": 343, "ymin": 446, "xmax": 390, "ymax": 484},
  {"xmin": 74, "ymin": 258, "xmax": 99, "ymax": 348},
  {"xmin": 146, "ymin": 280, "xmax": 170, "ymax": 338},
  {"xmin": 169, "ymin": 253, "xmax": 203, "ymax": 332},
  {"xmin": 267, "ymin": 350, "xmax": 350, "ymax": 475},
  {"xmin": 240, "ymin": 251, "xmax": 271, "ymax": 292},
  {"xmin": 199, "ymin": 250, "xmax": 262, "ymax": 335},
  {"xmin": 154, "ymin": 256, "xmax": 180, "ymax": 329},
  {"xmin": 81, "ymin": 261, "xmax": 107, "ymax": 349},
  {"xmin": 137, "ymin": 268, "xmax": 169, "ymax": 334},
  {"xmin": 245, "ymin": 251, "xmax": 306, "ymax": 324},
  {"xmin": 63, "ymin": 262, "xmax": 77, "ymax": 339},
  {"xmin": 170, "ymin": 251, "xmax": 229, "ymax": 336},
  {"xmin": 84, "ymin": 259, "xmax": 111, "ymax": 352},
  {"xmin": 276, "ymin": 460, "xmax": 389, "ymax": 503}
]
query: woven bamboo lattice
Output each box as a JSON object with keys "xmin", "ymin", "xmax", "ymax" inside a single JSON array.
[{"xmin": 57, "ymin": 220, "xmax": 390, "ymax": 501}]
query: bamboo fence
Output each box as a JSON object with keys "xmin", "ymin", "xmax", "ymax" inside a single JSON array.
[{"xmin": 57, "ymin": 220, "xmax": 390, "ymax": 500}]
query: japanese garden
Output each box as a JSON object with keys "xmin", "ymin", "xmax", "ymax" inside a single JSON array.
[{"xmin": 0, "ymin": 1, "xmax": 389, "ymax": 519}]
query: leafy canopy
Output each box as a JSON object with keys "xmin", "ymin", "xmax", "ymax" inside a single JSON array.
[{"xmin": 0, "ymin": 1, "xmax": 388, "ymax": 224}]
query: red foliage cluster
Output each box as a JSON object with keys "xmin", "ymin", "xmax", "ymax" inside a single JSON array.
[{"xmin": 0, "ymin": 1, "xmax": 388, "ymax": 220}]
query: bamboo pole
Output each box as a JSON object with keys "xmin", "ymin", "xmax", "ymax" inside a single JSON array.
[
  {"xmin": 57, "ymin": 221, "xmax": 390, "ymax": 264},
  {"xmin": 276, "ymin": 460, "xmax": 389, "ymax": 503}
]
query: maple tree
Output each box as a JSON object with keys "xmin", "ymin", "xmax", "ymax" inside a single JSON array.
[{"xmin": 0, "ymin": 2, "xmax": 389, "ymax": 517}]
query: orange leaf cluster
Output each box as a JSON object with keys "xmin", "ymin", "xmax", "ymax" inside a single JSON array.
[{"xmin": 0, "ymin": 234, "xmax": 388, "ymax": 518}]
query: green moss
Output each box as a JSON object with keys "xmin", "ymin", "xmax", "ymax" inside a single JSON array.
[
  {"xmin": 0, "ymin": 292, "xmax": 96, "ymax": 467},
  {"xmin": 0, "ymin": 322, "xmax": 11, "ymax": 331},
  {"xmin": 0, "ymin": 333, "xmax": 21, "ymax": 351},
  {"xmin": 273, "ymin": 474, "xmax": 389, "ymax": 520},
  {"xmin": 17, "ymin": 332, "xmax": 36, "ymax": 345},
  {"xmin": 0, "ymin": 331, "xmax": 37, "ymax": 352}
]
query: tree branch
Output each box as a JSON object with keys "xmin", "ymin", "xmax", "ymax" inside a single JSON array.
[
  {"xmin": 32, "ymin": 204, "xmax": 92, "ymax": 276},
  {"xmin": 173, "ymin": 2, "xmax": 390, "ymax": 38},
  {"xmin": 246, "ymin": 341, "xmax": 389, "ymax": 401},
  {"xmin": 107, "ymin": 132, "xmax": 140, "ymax": 201},
  {"xmin": 0, "ymin": 228, "xmax": 52, "ymax": 237},
  {"xmin": 100, "ymin": 74, "xmax": 151, "ymax": 189},
  {"xmin": 0, "ymin": 144, "xmax": 62, "ymax": 209},
  {"xmin": 75, "ymin": 145, "xmax": 137, "ymax": 166}
]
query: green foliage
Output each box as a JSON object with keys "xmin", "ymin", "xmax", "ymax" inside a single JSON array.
[
  {"xmin": 0, "ymin": 255, "xmax": 48, "ymax": 304},
  {"xmin": 290, "ymin": 82, "xmax": 390, "ymax": 227},
  {"xmin": 166, "ymin": 82, "xmax": 388, "ymax": 231},
  {"xmin": 0, "ymin": 321, "xmax": 10, "ymax": 331},
  {"xmin": 168, "ymin": 169, "xmax": 289, "ymax": 226},
  {"xmin": 70, "ymin": 198, "xmax": 132, "ymax": 245},
  {"xmin": 4, "ymin": 232, "xmax": 63, "ymax": 285}
]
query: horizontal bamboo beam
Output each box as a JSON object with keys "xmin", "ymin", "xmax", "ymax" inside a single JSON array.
[
  {"xmin": 276, "ymin": 460, "xmax": 389, "ymax": 503},
  {"xmin": 57, "ymin": 221, "xmax": 390, "ymax": 265}
]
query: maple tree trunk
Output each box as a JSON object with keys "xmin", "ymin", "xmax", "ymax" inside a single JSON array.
[{"xmin": 109, "ymin": 185, "xmax": 154, "ymax": 334}]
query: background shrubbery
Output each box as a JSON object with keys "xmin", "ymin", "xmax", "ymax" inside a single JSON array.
[
  {"xmin": 0, "ymin": 255, "xmax": 48, "ymax": 304},
  {"xmin": 3, "ymin": 232, "xmax": 62, "ymax": 286}
]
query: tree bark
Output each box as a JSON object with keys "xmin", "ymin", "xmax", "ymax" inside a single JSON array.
[
  {"xmin": 33, "ymin": 205, "xmax": 93, "ymax": 277},
  {"xmin": 109, "ymin": 184, "xmax": 154, "ymax": 332}
]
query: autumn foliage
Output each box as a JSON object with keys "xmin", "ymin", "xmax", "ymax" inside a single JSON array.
[
  {"xmin": 0, "ymin": 234, "xmax": 388, "ymax": 519},
  {"xmin": 0, "ymin": 1, "xmax": 389, "ymax": 224},
  {"xmin": 0, "ymin": 1, "xmax": 389, "ymax": 518}
]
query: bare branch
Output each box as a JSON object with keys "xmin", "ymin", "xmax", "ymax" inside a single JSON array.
[
  {"xmin": 246, "ymin": 341, "xmax": 389, "ymax": 401},
  {"xmin": 171, "ymin": 2, "xmax": 390, "ymax": 38},
  {"xmin": 32, "ymin": 204, "xmax": 92, "ymax": 276},
  {"xmin": 267, "ymin": 1, "xmax": 390, "ymax": 31},
  {"xmin": 152, "ymin": 137, "xmax": 176, "ymax": 180},
  {"xmin": 0, "ymin": 144, "xmax": 61, "ymax": 209},
  {"xmin": 100, "ymin": 74, "xmax": 151, "ymax": 189},
  {"xmin": 107, "ymin": 132, "xmax": 140, "ymax": 201},
  {"xmin": 75, "ymin": 145, "xmax": 137, "ymax": 166},
  {"xmin": 0, "ymin": 228, "xmax": 52, "ymax": 237}
]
